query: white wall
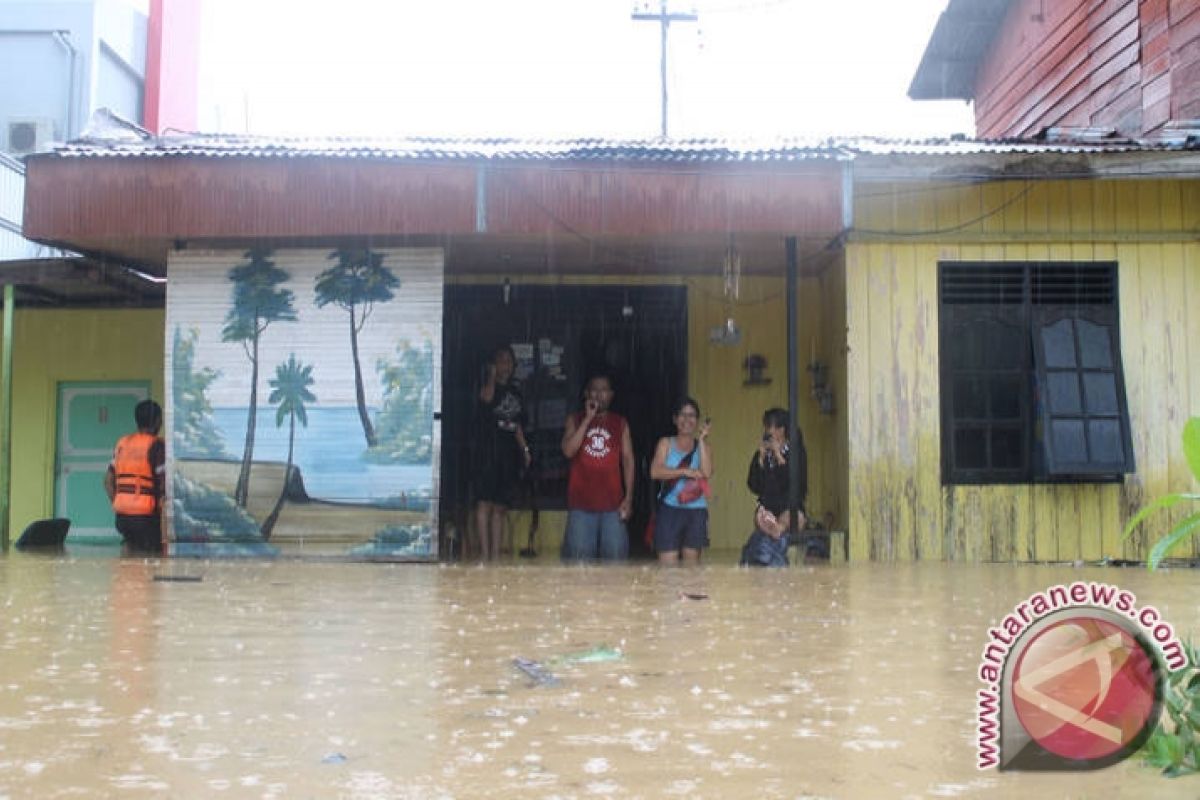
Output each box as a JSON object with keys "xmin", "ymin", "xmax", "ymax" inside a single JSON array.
[
  {"xmin": 0, "ymin": 0, "xmax": 146, "ymax": 152},
  {"xmin": 0, "ymin": 153, "xmax": 38, "ymax": 259}
]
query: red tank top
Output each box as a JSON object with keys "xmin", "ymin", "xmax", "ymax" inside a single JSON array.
[{"xmin": 566, "ymin": 412, "xmax": 626, "ymax": 511}]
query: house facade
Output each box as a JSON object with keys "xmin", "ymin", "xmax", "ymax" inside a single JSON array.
[
  {"xmin": 847, "ymin": 153, "xmax": 1198, "ymax": 561},
  {"xmin": 911, "ymin": 0, "xmax": 1200, "ymax": 139},
  {"xmin": 13, "ymin": 131, "xmax": 1200, "ymax": 561}
]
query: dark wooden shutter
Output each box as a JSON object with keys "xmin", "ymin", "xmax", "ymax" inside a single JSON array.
[
  {"xmin": 1032, "ymin": 305, "xmax": 1134, "ymax": 476},
  {"xmin": 939, "ymin": 264, "xmax": 1030, "ymax": 483}
]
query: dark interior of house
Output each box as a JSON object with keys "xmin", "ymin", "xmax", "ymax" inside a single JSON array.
[{"xmin": 441, "ymin": 284, "xmax": 688, "ymax": 557}]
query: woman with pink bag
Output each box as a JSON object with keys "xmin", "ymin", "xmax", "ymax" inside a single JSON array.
[{"xmin": 649, "ymin": 396, "xmax": 713, "ymax": 565}]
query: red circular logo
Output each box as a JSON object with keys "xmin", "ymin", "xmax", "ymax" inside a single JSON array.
[{"xmin": 1012, "ymin": 616, "xmax": 1158, "ymax": 761}]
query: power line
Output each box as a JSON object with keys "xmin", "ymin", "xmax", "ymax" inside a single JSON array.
[{"xmin": 694, "ymin": 0, "xmax": 798, "ymax": 14}]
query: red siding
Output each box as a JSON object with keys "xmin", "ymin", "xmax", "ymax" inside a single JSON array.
[
  {"xmin": 22, "ymin": 157, "xmax": 844, "ymax": 269},
  {"xmin": 24, "ymin": 159, "xmax": 480, "ymax": 242},
  {"xmin": 1170, "ymin": 1, "xmax": 1200, "ymax": 121},
  {"xmin": 974, "ymin": 0, "xmax": 1144, "ymax": 138},
  {"xmin": 482, "ymin": 164, "xmax": 842, "ymax": 237}
]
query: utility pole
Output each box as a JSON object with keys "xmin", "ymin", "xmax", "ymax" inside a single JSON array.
[{"xmin": 631, "ymin": 2, "xmax": 698, "ymax": 138}]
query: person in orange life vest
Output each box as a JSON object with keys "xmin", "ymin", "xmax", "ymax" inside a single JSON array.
[
  {"xmin": 103, "ymin": 399, "xmax": 165, "ymax": 554},
  {"xmin": 560, "ymin": 373, "xmax": 635, "ymax": 561}
]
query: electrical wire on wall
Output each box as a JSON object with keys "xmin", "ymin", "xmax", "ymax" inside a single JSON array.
[{"xmin": 852, "ymin": 182, "xmax": 1038, "ymax": 237}]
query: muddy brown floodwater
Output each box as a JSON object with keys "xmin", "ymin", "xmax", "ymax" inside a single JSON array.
[{"xmin": 0, "ymin": 554, "xmax": 1196, "ymax": 798}]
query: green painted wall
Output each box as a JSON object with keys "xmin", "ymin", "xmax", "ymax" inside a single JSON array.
[{"xmin": 2, "ymin": 309, "xmax": 164, "ymax": 537}]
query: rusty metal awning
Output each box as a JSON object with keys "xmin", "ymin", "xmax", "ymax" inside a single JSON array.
[{"xmin": 0, "ymin": 256, "xmax": 165, "ymax": 307}]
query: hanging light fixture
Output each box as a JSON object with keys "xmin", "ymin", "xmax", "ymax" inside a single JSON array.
[
  {"xmin": 723, "ymin": 233, "xmax": 741, "ymax": 302},
  {"xmin": 709, "ymin": 234, "xmax": 742, "ymax": 345}
]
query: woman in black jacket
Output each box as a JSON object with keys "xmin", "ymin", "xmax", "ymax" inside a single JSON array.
[{"xmin": 741, "ymin": 407, "xmax": 807, "ymax": 566}]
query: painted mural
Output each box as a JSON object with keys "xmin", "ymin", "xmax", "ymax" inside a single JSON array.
[{"xmin": 163, "ymin": 248, "xmax": 443, "ymax": 558}]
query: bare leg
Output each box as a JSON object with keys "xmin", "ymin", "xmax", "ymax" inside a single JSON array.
[
  {"xmin": 657, "ymin": 550, "xmax": 679, "ymax": 565},
  {"xmin": 489, "ymin": 506, "xmax": 508, "ymax": 561},
  {"xmin": 680, "ymin": 547, "xmax": 701, "ymax": 565},
  {"xmin": 475, "ymin": 502, "xmax": 492, "ymax": 561}
]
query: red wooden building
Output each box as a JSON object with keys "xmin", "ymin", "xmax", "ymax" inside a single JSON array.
[{"xmin": 910, "ymin": 0, "xmax": 1200, "ymax": 139}]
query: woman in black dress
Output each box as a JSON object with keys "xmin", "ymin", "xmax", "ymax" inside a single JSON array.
[{"xmin": 473, "ymin": 346, "xmax": 531, "ymax": 560}]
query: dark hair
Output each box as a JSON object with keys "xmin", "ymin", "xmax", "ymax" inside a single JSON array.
[
  {"xmin": 490, "ymin": 344, "xmax": 516, "ymax": 365},
  {"xmin": 762, "ymin": 407, "xmax": 789, "ymax": 430},
  {"xmin": 673, "ymin": 396, "xmax": 700, "ymax": 418},
  {"xmin": 583, "ymin": 373, "xmax": 613, "ymax": 394},
  {"xmin": 135, "ymin": 399, "xmax": 162, "ymax": 430},
  {"xmin": 763, "ymin": 407, "xmax": 806, "ymax": 449}
]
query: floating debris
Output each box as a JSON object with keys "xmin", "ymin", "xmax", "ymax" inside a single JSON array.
[
  {"xmin": 512, "ymin": 657, "xmax": 561, "ymax": 687},
  {"xmin": 321, "ymin": 752, "xmax": 348, "ymax": 765},
  {"xmin": 556, "ymin": 646, "xmax": 624, "ymax": 665},
  {"xmin": 152, "ymin": 574, "xmax": 203, "ymax": 582},
  {"xmin": 678, "ymin": 591, "xmax": 708, "ymax": 601}
]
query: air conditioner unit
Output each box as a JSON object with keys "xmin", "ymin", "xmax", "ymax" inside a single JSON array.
[{"xmin": 7, "ymin": 117, "xmax": 56, "ymax": 156}]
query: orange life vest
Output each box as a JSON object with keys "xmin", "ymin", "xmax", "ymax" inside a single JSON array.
[{"xmin": 112, "ymin": 432, "xmax": 160, "ymax": 516}]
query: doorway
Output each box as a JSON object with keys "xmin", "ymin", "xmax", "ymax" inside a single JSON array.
[
  {"xmin": 55, "ymin": 381, "xmax": 151, "ymax": 541},
  {"xmin": 442, "ymin": 284, "xmax": 688, "ymax": 557}
]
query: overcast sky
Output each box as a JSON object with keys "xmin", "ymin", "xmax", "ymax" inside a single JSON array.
[{"xmin": 198, "ymin": 0, "xmax": 974, "ymax": 140}]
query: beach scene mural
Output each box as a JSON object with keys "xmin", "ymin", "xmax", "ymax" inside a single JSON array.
[{"xmin": 164, "ymin": 248, "xmax": 443, "ymax": 558}]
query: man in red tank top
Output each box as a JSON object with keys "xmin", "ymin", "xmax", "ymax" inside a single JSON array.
[{"xmin": 560, "ymin": 374, "xmax": 634, "ymax": 560}]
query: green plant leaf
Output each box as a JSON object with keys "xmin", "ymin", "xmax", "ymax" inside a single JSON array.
[
  {"xmin": 1122, "ymin": 493, "xmax": 1199, "ymax": 541},
  {"xmin": 1154, "ymin": 735, "xmax": 1182, "ymax": 769},
  {"xmin": 1185, "ymin": 417, "xmax": 1200, "ymax": 484},
  {"xmin": 1147, "ymin": 511, "xmax": 1200, "ymax": 570},
  {"xmin": 1163, "ymin": 733, "xmax": 1186, "ymax": 767},
  {"xmin": 1143, "ymin": 734, "xmax": 1171, "ymax": 767}
]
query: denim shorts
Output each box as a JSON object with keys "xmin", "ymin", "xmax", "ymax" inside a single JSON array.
[
  {"xmin": 654, "ymin": 504, "xmax": 708, "ymax": 553},
  {"xmin": 561, "ymin": 510, "xmax": 628, "ymax": 561}
]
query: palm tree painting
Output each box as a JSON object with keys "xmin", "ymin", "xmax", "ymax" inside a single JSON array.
[
  {"xmin": 222, "ymin": 249, "xmax": 297, "ymax": 507},
  {"xmin": 313, "ymin": 248, "xmax": 400, "ymax": 447},
  {"xmin": 260, "ymin": 354, "xmax": 316, "ymax": 540},
  {"xmin": 166, "ymin": 246, "xmax": 442, "ymax": 556}
]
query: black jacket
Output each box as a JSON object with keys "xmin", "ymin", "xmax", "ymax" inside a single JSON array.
[{"xmin": 747, "ymin": 438, "xmax": 807, "ymax": 516}]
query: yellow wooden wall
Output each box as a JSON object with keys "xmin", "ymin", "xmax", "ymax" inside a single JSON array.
[
  {"xmin": 450, "ymin": 272, "xmax": 845, "ymax": 554},
  {"xmin": 847, "ymin": 178, "xmax": 1200, "ymax": 561},
  {"xmin": 1, "ymin": 280, "xmax": 837, "ymax": 558},
  {"xmin": 686, "ymin": 273, "xmax": 845, "ymax": 550},
  {"xmin": 1, "ymin": 308, "xmax": 166, "ymax": 536}
]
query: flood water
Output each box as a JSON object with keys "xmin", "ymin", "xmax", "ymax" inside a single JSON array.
[{"xmin": 1, "ymin": 555, "xmax": 1196, "ymax": 799}]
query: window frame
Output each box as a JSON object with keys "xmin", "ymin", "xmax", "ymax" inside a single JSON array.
[{"xmin": 938, "ymin": 261, "xmax": 1134, "ymax": 485}]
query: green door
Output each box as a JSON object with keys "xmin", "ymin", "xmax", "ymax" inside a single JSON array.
[{"xmin": 55, "ymin": 382, "xmax": 150, "ymax": 540}]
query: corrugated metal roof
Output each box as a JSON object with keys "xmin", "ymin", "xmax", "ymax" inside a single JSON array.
[
  {"xmin": 50, "ymin": 133, "xmax": 847, "ymax": 162},
  {"xmin": 833, "ymin": 134, "xmax": 1198, "ymax": 155},
  {"xmin": 42, "ymin": 132, "xmax": 1200, "ymax": 162},
  {"xmin": 32, "ymin": 111, "xmax": 1200, "ymax": 162}
]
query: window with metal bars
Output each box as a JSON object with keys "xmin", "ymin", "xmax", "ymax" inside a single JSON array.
[{"xmin": 938, "ymin": 262, "xmax": 1134, "ymax": 484}]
